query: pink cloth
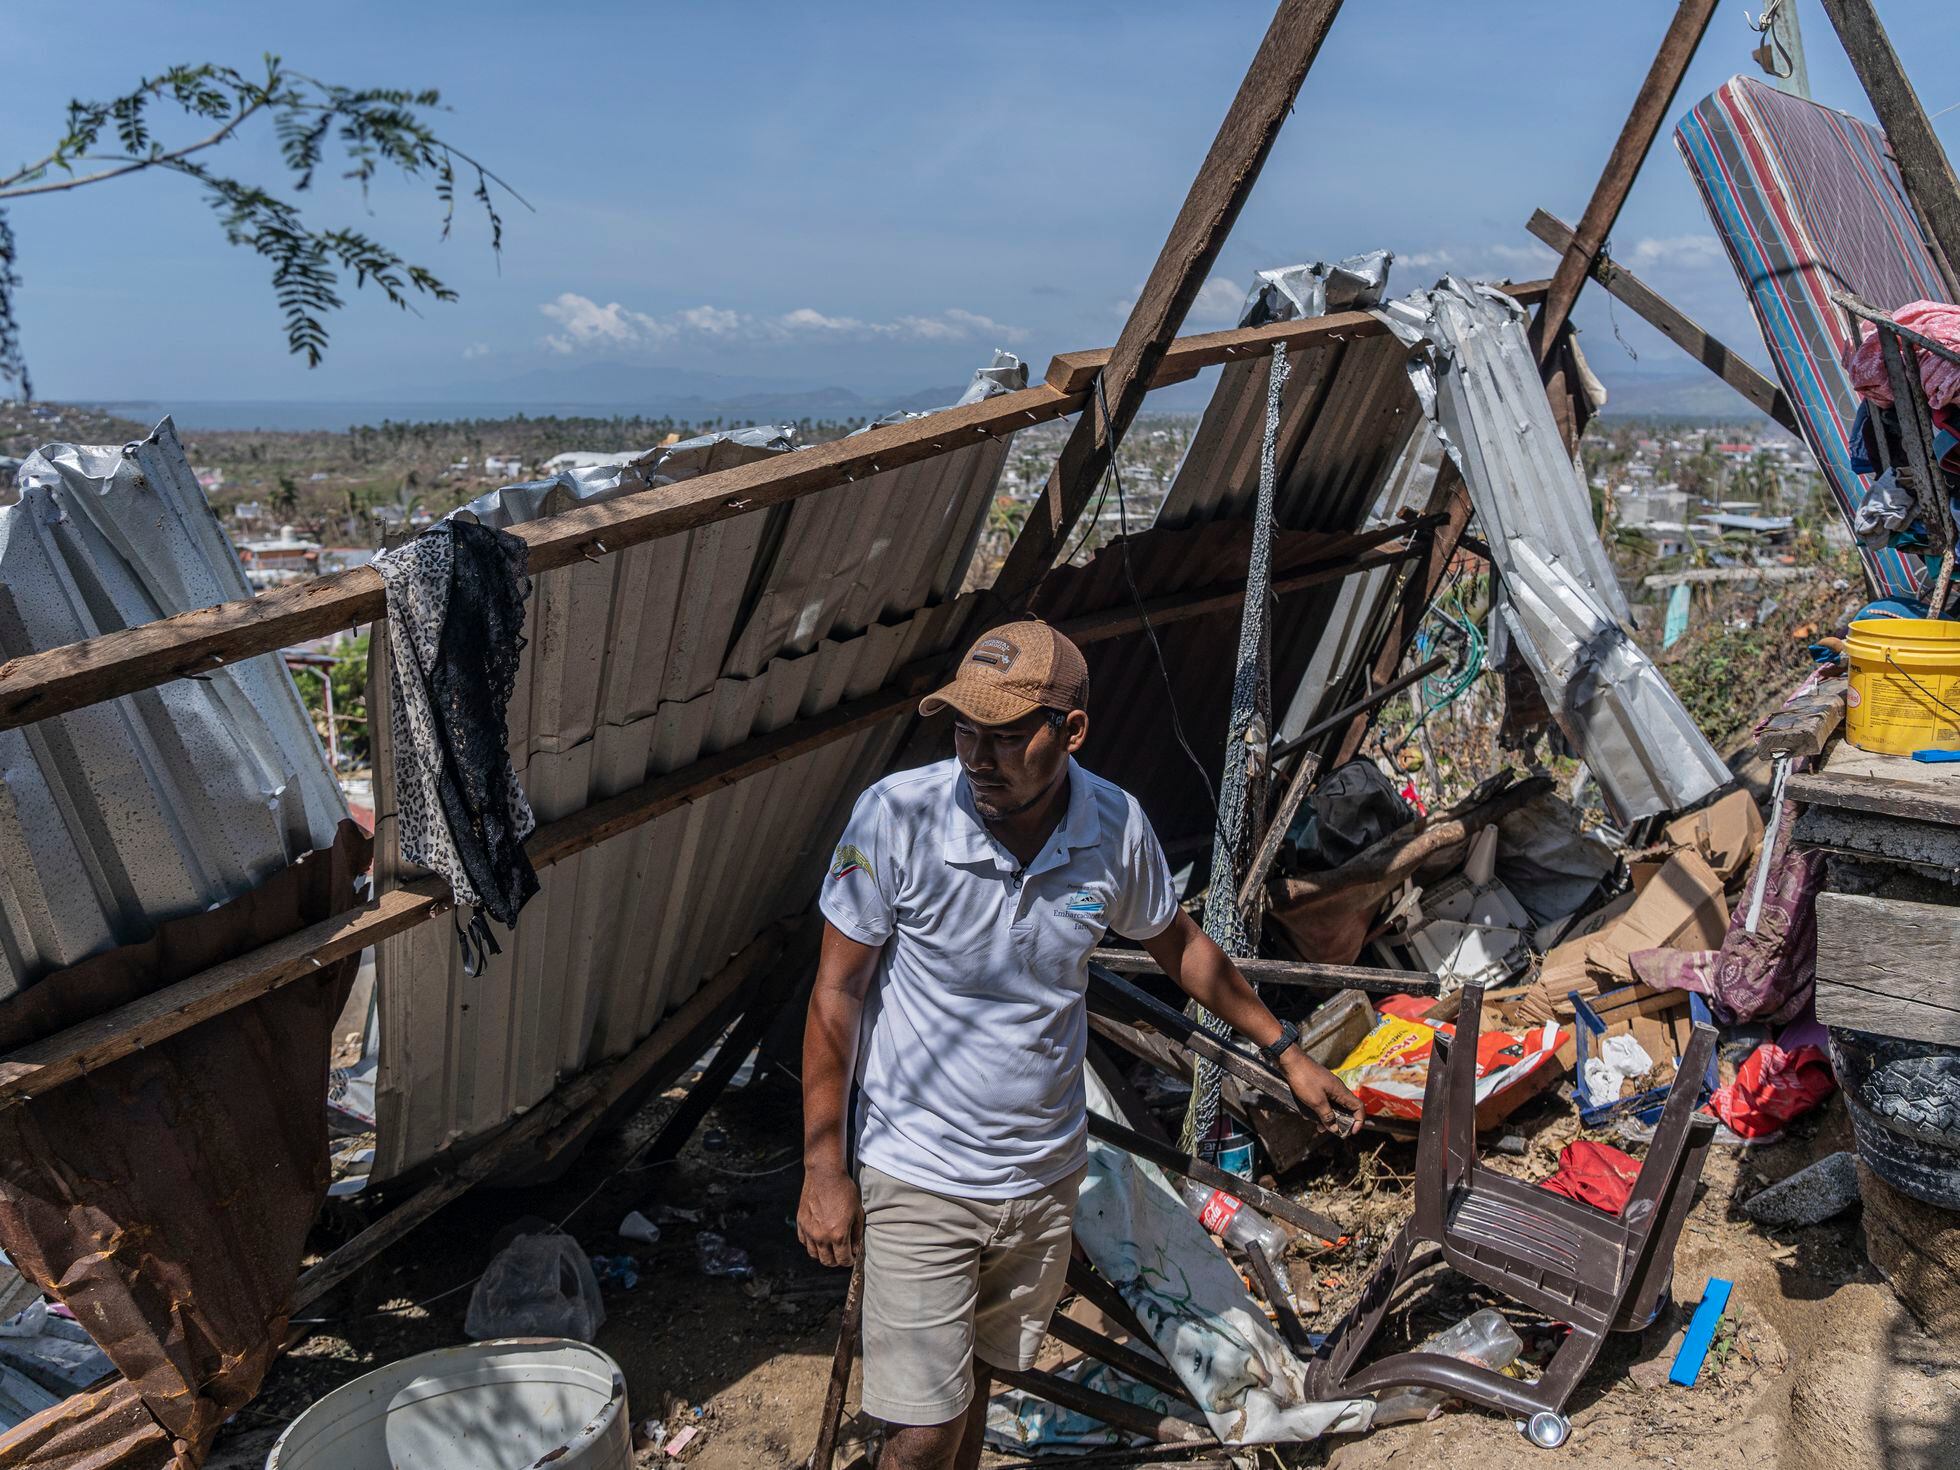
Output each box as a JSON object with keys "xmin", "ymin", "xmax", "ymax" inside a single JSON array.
[{"xmin": 1845, "ymin": 299, "xmax": 1960, "ymax": 412}]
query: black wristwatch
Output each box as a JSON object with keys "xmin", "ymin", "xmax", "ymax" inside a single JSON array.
[{"xmin": 1259, "ymin": 1021, "xmax": 1300, "ymax": 1067}]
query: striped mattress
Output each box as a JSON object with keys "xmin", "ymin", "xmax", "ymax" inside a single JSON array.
[{"xmin": 1676, "ymin": 74, "xmax": 1951, "ymax": 599}]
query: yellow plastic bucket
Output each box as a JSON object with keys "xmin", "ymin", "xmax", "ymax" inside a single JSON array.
[{"xmin": 1845, "ymin": 617, "xmax": 1960, "ymax": 754}]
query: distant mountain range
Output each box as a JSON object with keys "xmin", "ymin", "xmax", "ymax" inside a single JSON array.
[
  {"xmin": 1590, "ymin": 366, "xmax": 1775, "ymax": 425},
  {"xmin": 99, "ymin": 351, "xmax": 1785, "ymax": 436}
]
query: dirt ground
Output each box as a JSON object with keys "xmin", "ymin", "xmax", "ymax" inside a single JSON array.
[{"xmin": 207, "ymin": 1048, "xmax": 1955, "ymax": 1470}]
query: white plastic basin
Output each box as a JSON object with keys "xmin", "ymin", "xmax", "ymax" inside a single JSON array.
[{"xmin": 266, "ymin": 1337, "xmax": 630, "ymax": 1470}]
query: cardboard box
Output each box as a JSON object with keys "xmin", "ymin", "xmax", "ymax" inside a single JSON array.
[{"xmin": 1511, "ymin": 850, "xmax": 1727, "ymax": 1023}]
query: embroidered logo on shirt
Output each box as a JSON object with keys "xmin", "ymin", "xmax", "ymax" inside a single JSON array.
[
  {"xmin": 1058, "ymin": 889, "xmax": 1105, "ymax": 919},
  {"xmin": 830, "ymin": 843, "xmax": 872, "ymax": 881}
]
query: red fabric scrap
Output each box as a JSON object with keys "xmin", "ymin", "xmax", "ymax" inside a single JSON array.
[
  {"xmin": 1844, "ymin": 299, "xmax": 1960, "ymax": 413},
  {"xmin": 1703, "ymin": 1041, "xmax": 1835, "ymax": 1139},
  {"xmin": 1538, "ymin": 1140, "xmax": 1644, "ymax": 1216}
]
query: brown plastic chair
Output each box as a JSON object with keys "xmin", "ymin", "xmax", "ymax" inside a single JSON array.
[{"xmin": 1306, "ymin": 983, "xmax": 1716, "ymax": 1448}]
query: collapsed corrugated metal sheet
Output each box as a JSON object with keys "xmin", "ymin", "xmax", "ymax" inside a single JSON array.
[
  {"xmin": 1382, "ymin": 279, "xmax": 1729, "ymax": 822},
  {"xmin": 370, "ymin": 363, "xmax": 1021, "ymax": 1179},
  {"xmin": 1059, "ymin": 252, "xmax": 1429, "ymax": 845},
  {"xmin": 0, "ymin": 822, "xmax": 367, "ymax": 1463},
  {"xmin": 0, "ymin": 419, "xmax": 347, "ymax": 998}
]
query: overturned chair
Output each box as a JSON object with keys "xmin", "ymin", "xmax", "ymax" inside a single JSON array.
[{"xmin": 1306, "ymin": 983, "xmax": 1717, "ymax": 1448}]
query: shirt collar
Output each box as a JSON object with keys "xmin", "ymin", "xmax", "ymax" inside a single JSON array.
[{"xmin": 942, "ymin": 757, "xmax": 1102, "ymax": 873}]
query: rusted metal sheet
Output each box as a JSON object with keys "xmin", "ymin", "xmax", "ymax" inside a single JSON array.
[
  {"xmin": 370, "ymin": 367, "xmax": 1016, "ymax": 1181},
  {"xmin": 0, "ymin": 823, "xmax": 369, "ymax": 1465}
]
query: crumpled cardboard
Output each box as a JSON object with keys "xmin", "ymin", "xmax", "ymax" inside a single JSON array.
[
  {"xmin": 1658, "ymin": 788, "xmax": 1763, "ymax": 884},
  {"xmin": 1513, "ymin": 849, "xmax": 1729, "ymax": 1023}
]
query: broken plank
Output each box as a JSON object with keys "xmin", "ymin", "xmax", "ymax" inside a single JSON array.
[
  {"xmin": 1242, "ymin": 1242, "xmax": 1314, "ymax": 1357},
  {"xmin": 1085, "ymin": 1112, "xmax": 1344, "ymax": 1244},
  {"xmin": 1816, "ymin": 980, "xmax": 1960, "ymax": 1044},
  {"xmin": 1816, "ymin": 981, "xmax": 1960, "ymax": 1046},
  {"xmin": 1065, "ymin": 1257, "xmax": 1156, "ymax": 1348},
  {"xmin": 1090, "ymin": 947, "xmax": 1433, "ymax": 996},
  {"xmin": 1528, "ymin": 209, "xmax": 1800, "ymax": 435},
  {"xmin": 1788, "ymin": 770, "xmax": 1960, "ymax": 827}
]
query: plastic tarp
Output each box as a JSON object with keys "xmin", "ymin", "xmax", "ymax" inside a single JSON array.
[
  {"xmin": 1380, "ymin": 280, "xmax": 1730, "ymax": 823},
  {"xmin": 1077, "ymin": 1070, "xmax": 1372, "ymax": 1443}
]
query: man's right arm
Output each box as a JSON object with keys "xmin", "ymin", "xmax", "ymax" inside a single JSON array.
[{"xmin": 797, "ymin": 920, "xmax": 884, "ymax": 1267}]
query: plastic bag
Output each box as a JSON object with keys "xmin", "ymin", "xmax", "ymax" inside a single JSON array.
[{"xmin": 464, "ymin": 1229, "xmax": 606, "ymax": 1342}]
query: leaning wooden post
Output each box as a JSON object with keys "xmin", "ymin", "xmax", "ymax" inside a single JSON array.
[
  {"xmin": 809, "ymin": 1257, "xmax": 866, "ymax": 1470},
  {"xmin": 1817, "ymin": 0, "xmax": 1960, "ymax": 298},
  {"xmin": 971, "ymin": 0, "xmax": 1348, "ymax": 623},
  {"xmin": 1529, "ymin": 0, "xmax": 1722, "ymax": 362}
]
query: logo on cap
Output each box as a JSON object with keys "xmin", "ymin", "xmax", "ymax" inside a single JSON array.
[{"xmin": 969, "ymin": 636, "xmax": 1017, "ymax": 671}]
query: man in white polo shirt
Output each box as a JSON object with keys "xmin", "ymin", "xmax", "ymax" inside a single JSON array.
[{"xmin": 798, "ymin": 621, "xmax": 1361, "ymax": 1470}]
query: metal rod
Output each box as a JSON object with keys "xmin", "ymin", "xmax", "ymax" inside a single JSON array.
[{"xmin": 1272, "ymin": 653, "xmax": 1450, "ymax": 762}]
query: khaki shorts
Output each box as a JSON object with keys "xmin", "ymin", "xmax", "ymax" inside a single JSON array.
[{"xmin": 857, "ymin": 1163, "xmax": 1084, "ymax": 1425}]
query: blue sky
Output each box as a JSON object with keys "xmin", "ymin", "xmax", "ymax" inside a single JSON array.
[{"xmin": 7, "ymin": 0, "xmax": 1959, "ymax": 405}]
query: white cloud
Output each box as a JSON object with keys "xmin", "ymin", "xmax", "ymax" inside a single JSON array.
[
  {"xmin": 1191, "ymin": 276, "xmax": 1246, "ymax": 324},
  {"xmin": 1488, "ymin": 241, "xmax": 1559, "ymax": 268},
  {"xmin": 1113, "ymin": 274, "xmax": 1243, "ymax": 327},
  {"xmin": 538, "ymin": 292, "xmax": 668, "ymax": 355},
  {"xmin": 1402, "ymin": 250, "xmax": 1454, "ymax": 269},
  {"xmin": 1622, "ymin": 234, "xmax": 1723, "ymax": 271},
  {"xmin": 462, "ymin": 342, "xmax": 492, "ymax": 360},
  {"xmin": 538, "ymin": 293, "xmax": 1026, "ymax": 353}
]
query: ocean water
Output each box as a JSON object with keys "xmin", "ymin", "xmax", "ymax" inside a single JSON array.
[{"xmin": 100, "ymin": 400, "xmax": 663, "ymax": 432}]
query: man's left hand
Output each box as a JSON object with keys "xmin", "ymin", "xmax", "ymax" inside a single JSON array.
[{"xmin": 1280, "ymin": 1050, "xmax": 1364, "ymax": 1136}]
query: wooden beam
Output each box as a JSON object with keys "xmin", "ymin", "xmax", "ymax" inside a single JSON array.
[
  {"xmin": 1817, "ymin": 0, "xmax": 1960, "ymax": 297},
  {"xmin": 292, "ymin": 923, "xmax": 787, "ymax": 1309},
  {"xmin": 1089, "ymin": 947, "xmax": 1433, "ymax": 997},
  {"xmin": 1527, "ymin": 209, "xmax": 1801, "ymax": 435},
  {"xmin": 1529, "ymin": 0, "xmax": 1721, "ymax": 360},
  {"xmin": 984, "ymin": 0, "xmax": 1349, "ymax": 618},
  {"xmin": 1042, "ymin": 279, "xmax": 1550, "ymax": 395},
  {"xmin": 0, "ymin": 544, "xmax": 1406, "ymax": 1102},
  {"xmin": 1086, "ymin": 1112, "xmax": 1344, "ymax": 1243}
]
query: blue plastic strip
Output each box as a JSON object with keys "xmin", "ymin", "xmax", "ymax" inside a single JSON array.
[{"xmin": 1668, "ymin": 1277, "xmax": 1734, "ymax": 1387}]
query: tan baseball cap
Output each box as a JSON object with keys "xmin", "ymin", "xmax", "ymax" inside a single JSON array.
[{"xmin": 919, "ymin": 622, "xmax": 1090, "ymax": 725}]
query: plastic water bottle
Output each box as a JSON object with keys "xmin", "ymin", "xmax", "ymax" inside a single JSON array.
[
  {"xmin": 1368, "ymin": 1308, "xmax": 1524, "ymax": 1425},
  {"xmin": 1179, "ymin": 1180, "xmax": 1289, "ymax": 1258}
]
